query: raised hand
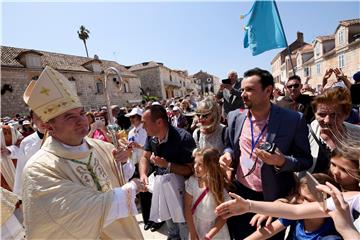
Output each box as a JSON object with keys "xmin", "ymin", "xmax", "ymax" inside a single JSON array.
[
  {"xmin": 112, "ymin": 147, "xmax": 131, "ymax": 164},
  {"xmin": 219, "ymin": 152, "xmax": 233, "ymax": 172},
  {"xmin": 323, "ymin": 69, "xmax": 333, "ymax": 81},
  {"xmin": 316, "ymin": 182, "xmax": 359, "ymax": 239}
]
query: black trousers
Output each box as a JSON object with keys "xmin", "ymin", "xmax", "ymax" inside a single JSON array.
[
  {"xmin": 227, "ymin": 180, "xmax": 285, "ymax": 240},
  {"xmin": 139, "ymin": 191, "xmax": 152, "ymax": 225},
  {"xmin": 131, "ymin": 164, "xmax": 153, "ymax": 225}
]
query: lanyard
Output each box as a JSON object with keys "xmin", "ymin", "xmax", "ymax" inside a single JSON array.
[{"xmin": 249, "ymin": 112, "xmax": 268, "ymax": 159}]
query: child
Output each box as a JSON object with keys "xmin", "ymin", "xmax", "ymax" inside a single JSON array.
[
  {"xmin": 184, "ymin": 148, "xmax": 230, "ymax": 240},
  {"xmin": 329, "ymin": 149, "xmax": 360, "ymax": 191},
  {"xmin": 245, "ymin": 173, "xmax": 342, "ymax": 240}
]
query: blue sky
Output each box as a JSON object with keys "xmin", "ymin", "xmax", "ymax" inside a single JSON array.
[{"xmin": 1, "ymin": 1, "xmax": 359, "ymax": 79}]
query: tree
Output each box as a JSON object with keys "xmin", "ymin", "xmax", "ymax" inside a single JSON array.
[{"xmin": 77, "ymin": 25, "xmax": 90, "ymax": 58}]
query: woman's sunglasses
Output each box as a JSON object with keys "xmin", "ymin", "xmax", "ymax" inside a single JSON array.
[{"xmin": 196, "ymin": 113, "xmax": 211, "ymax": 120}]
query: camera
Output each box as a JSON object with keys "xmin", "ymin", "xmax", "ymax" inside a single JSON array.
[
  {"xmin": 221, "ymin": 78, "xmax": 232, "ymax": 85},
  {"xmin": 259, "ymin": 142, "xmax": 277, "ymax": 154}
]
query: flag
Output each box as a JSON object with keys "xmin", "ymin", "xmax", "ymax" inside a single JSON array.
[{"xmin": 243, "ymin": 0, "xmax": 287, "ymax": 56}]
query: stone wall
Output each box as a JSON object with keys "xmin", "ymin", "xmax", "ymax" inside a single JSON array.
[
  {"xmin": 131, "ymin": 67, "xmax": 165, "ymax": 99},
  {"xmin": 1, "ymin": 67, "xmax": 142, "ymax": 117},
  {"xmin": 1, "ymin": 68, "xmax": 33, "ymax": 117}
]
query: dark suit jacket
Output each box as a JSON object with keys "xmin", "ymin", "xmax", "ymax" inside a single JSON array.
[
  {"xmin": 276, "ymin": 94, "xmax": 314, "ymax": 124},
  {"xmin": 225, "ymin": 104, "xmax": 312, "ymax": 200},
  {"xmin": 216, "ymin": 80, "xmax": 244, "ymax": 115}
]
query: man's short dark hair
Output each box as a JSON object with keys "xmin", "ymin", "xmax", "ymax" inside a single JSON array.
[
  {"xmin": 244, "ymin": 68, "xmax": 274, "ymax": 89},
  {"xmin": 145, "ymin": 105, "xmax": 169, "ymax": 123},
  {"xmin": 288, "ymin": 75, "xmax": 301, "ymax": 83}
]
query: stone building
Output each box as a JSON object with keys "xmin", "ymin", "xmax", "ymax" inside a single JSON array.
[
  {"xmin": 271, "ymin": 19, "xmax": 360, "ymax": 91},
  {"xmin": 192, "ymin": 70, "xmax": 220, "ymax": 95},
  {"xmin": 1, "ymin": 46, "xmax": 142, "ymax": 117},
  {"xmin": 128, "ymin": 61, "xmax": 199, "ymax": 99},
  {"xmin": 271, "ymin": 32, "xmax": 308, "ymax": 84}
]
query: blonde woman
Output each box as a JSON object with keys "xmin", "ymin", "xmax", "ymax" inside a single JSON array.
[{"xmin": 192, "ymin": 97, "xmax": 226, "ymax": 152}]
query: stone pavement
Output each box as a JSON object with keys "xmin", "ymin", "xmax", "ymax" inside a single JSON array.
[{"xmin": 135, "ymin": 213, "xmax": 167, "ymax": 240}]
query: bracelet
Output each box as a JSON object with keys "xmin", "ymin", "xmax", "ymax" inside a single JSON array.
[
  {"xmin": 247, "ymin": 199, "xmax": 252, "ymax": 212},
  {"xmin": 204, "ymin": 236, "xmax": 211, "ymax": 240}
]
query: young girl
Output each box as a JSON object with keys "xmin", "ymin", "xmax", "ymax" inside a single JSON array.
[
  {"xmin": 184, "ymin": 148, "xmax": 230, "ymax": 240},
  {"xmin": 245, "ymin": 173, "xmax": 342, "ymax": 240},
  {"xmin": 329, "ymin": 149, "xmax": 360, "ymax": 191}
]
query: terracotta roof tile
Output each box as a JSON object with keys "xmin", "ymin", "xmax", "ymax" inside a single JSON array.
[
  {"xmin": 1, "ymin": 45, "xmax": 137, "ymax": 77},
  {"xmin": 340, "ymin": 18, "xmax": 360, "ymax": 27},
  {"xmin": 128, "ymin": 61, "xmax": 163, "ymax": 71},
  {"xmin": 315, "ymin": 34, "xmax": 335, "ymax": 42}
]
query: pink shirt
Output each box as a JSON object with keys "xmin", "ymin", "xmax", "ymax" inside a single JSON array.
[
  {"xmin": 237, "ymin": 111, "xmax": 269, "ymax": 192},
  {"xmin": 92, "ymin": 129, "xmax": 109, "ymax": 142}
]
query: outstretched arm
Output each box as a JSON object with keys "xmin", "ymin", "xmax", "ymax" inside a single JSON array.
[{"xmin": 215, "ymin": 192, "xmax": 328, "ymax": 220}]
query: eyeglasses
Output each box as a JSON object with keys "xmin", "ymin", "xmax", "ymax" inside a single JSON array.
[
  {"xmin": 196, "ymin": 113, "xmax": 210, "ymax": 120},
  {"xmin": 286, "ymin": 84, "xmax": 300, "ymax": 89}
]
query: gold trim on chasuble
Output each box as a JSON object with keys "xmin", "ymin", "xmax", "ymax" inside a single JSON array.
[{"xmin": 67, "ymin": 151, "xmax": 111, "ymax": 192}]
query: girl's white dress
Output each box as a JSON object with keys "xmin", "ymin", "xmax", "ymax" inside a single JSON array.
[{"xmin": 185, "ymin": 176, "xmax": 230, "ymax": 239}]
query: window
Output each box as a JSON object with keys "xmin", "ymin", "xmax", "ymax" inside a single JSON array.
[
  {"xmin": 297, "ymin": 56, "xmax": 301, "ymax": 66},
  {"xmin": 69, "ymin": 80, "xmax": 77, "ymax": 93},
  {"xmin": 96, "ymin": 81, "xmax": 104, "ymax": 94},
  {"xmin": 25, "ymin": 54, "xmax": 42, "ymax": 68},
  {"xmin": 123, "ymin": 81, "xmax": 130, "ymax": 93},
  {"xmin": 93, "ymin": 63, "xmax": 101, "ymax": 73},
  {"xmin": 315, "ymin": 44, "xmax": 320, "ymax": 56},
  {"xmin": 316, "ymin": 63, "xmax": 321, "ymax": 75},
  {"xmin": 338, "ymin": 54, "xmax": 345, "ymax": 69},
  {"xmin": 338, "ymin": 30, "xmax": 344, "ymax": 45},
  {"xmin": 304, "ymin": 67, "xmax": 311, "ymax": 77}
]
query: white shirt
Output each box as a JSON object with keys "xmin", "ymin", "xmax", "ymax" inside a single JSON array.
[
  {"xmin": 128, "ymin": 124, "xmax": 147, "ymax": 165},
  {"xmin": 12, "ymin": 132, "xmax": 42, "ymax": 199},
  {"xmin": 326, "ymin": 193, "xmax": 360, "ymax": 231}
]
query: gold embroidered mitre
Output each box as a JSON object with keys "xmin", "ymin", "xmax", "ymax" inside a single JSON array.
[{"xmin": 23, "ymin": 66, "xmax": 82, "ymax": 122}]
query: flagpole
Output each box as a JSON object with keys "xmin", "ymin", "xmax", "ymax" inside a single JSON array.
[{"xmin": 273, "ymin": 0, "xmax": 296, "ymax": 76}]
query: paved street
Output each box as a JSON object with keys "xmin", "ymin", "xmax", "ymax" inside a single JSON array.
[{"xmin": 135, "ymin": 213, "xmax": 167, "ymax": 239}]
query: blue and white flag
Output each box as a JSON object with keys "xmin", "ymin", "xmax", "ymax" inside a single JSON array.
[{"xmin": 243, "ymin": 0, "xmax": 287, "ymax": 56}]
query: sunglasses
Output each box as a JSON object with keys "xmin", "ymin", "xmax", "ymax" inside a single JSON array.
[
  {"xmin": 286, "ymin": 84, "xmax": 300, "ymax": 89},
  {"xmin": 196, "ymin": 113, "xmax": 210, "ymax": 120}
]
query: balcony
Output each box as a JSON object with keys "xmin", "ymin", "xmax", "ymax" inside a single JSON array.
[{"xmin": 163, "ymin": 79, "xmax": 182, "ymax": 88}]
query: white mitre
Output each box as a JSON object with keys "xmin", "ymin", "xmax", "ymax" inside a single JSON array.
[{"xmin": 23, "ymin": 66, "xmax": 82, "ymax": 122}]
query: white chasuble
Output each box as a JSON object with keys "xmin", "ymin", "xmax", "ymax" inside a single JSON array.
[{"xmin": 22, "ymin": 136, "xmax": 143, "ymax": 239}]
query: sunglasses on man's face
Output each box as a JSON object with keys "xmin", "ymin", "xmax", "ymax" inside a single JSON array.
[{"xmin": 286, "ymin": 84, "xmax": 300, "ymax": 89}]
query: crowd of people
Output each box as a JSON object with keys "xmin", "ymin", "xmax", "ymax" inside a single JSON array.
[{"xmin": 1, "ymin": 65, "xmax": 359, "ymax": 240}]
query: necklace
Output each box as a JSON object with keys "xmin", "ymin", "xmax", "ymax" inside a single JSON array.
[{"xmin": 66, "ymin": 152, "xmax": 102, "ymax": 191}]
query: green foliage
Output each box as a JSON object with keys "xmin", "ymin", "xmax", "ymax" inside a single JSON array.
[{"xmin": 143, "ymin": 95, "xmax": 158, "ymax": 101}]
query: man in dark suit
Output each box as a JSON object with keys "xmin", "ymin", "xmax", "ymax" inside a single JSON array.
[
  {"xmin": 216, "ymin": 70, "xmax": 245, "ymax": 118},
  {"xmin": 220, "ymin": 68, "xmax": 312, "ymax": 239}
]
